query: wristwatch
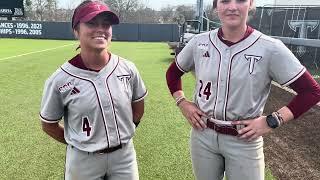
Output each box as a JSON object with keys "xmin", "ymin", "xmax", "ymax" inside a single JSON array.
[{"xmin": 266, "ymin": 114, "xmax": 280, "ymax": 129}]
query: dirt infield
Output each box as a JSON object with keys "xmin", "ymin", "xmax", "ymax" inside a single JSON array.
[{"xmin": 263, "ymin": 80, "xmax": 320, "ymax": 180}]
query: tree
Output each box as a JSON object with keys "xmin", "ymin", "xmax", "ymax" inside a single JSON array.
[
  {"xmin": 23, "ymin": 0, "xmax": 59, "ymax": 21},
  {"xmin": 25, "ymin": 0, "xmax": 32, "ymax": 6},
  {"xmin": 45, "ymin": 0, "xmax": 58, "ymax": 21},
  {"xmin": 205, "ymin": 4, "xmax": 219, "ymax": 22},
  {"xmin": 159, "ymin": 6, "xmax": 175, "ymax": 23},
  {"xmin": 58, "ymin": 0, "xmax": 80, "ymax": 22},
  {"xmin": 204, "ymin": 4, "xmax": 220, "ymax": 29},
  {"xmin": 159, "ymin": 5, "xmax": 195, "ymax": 24},
  {"xmin": 174, "ymin": 5, "xmax": 195, "ymax": 22},
  {"xmin": 126, "ymin": 7, "xmax": 158, "ymax": 23},
  {"xmin": 34, "ymin": 0, "xmax": 47, "ymax": 21},
  {"xmin": 23, "ymin": 0, "xmax": 33, "ymax": 20},
  {"xmin": 104, "ymin": 0, "xmax": 140, "ymax": 22}
]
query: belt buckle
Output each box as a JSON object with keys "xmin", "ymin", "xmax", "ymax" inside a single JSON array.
[{"xmin": 214, "ymin": 122, "xmax": 238, "ymax": 136}]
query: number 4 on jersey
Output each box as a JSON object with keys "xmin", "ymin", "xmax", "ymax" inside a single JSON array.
[
  {"xmin": 82, "ymin": 117, "xmax": 92, "ymax": 137},
  {"xmin": 199, "ymin": 80, "xmax": 212, "ymax": 100}
]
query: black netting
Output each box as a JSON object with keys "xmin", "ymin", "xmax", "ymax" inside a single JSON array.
[{"xmin": 249, "ymin": 6, "xmax": 320, "ymax": 74}]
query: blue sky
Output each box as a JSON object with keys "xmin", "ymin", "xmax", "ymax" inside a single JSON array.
[{"xmin": 57, "ymin": 0, "xmax": 274, "ymax": 10}]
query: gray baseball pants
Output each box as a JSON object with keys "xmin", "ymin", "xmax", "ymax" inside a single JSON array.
[
  {"xmin": 65, "ymin": 139, "xmax": 139, "ymax": 180},
  {"xmin": 190, "ymin": 128, "xmax": 265, "ymax": 180}
]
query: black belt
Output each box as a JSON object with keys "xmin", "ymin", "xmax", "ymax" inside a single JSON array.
[
  {"xmin": 71, "ymin": 144, "xmax": 122, "ymax": 154},
  {"xmin": 94, "ymin": 144, "xmax": 122, "ymax": 154}
]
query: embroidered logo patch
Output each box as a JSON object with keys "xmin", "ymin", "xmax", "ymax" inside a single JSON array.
[
  {"xmin": 203, "ymin": 51, "xmax": 210, "ymax": 58},
  {"xmin": 70, "ymin": 87, "xmax": 80, "ymax": 95},
  {"xmin": 117, "ymin": 75, "xmax": 131, "ymax": 91},
  {"xmin": 58, "ymin": 82, "xmax": 72, "ymax": 93},
  {"xmin": 244, "ymin": 54, "xmax": 262, "ymax": 74}
]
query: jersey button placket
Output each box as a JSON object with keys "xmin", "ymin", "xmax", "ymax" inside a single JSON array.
[
  {"xmin": 215, "ymin": 49, "xmax": 227, "ymax": 119},
  {"xmin": 103, "ymin": 79, "xmax": 119, "ymax": 146},
  {"xmin": 218, "ymin": 48, "xmax": 231, "ymax": 120}
]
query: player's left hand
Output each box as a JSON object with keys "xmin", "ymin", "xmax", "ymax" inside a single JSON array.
[{"xmin": 232, "ymin": 116, "xmax": 272, "ymax": 142}]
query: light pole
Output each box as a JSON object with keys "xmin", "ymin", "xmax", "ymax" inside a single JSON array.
[{"xmin": 196, "ymin": 0, "xmax": 204, "ymax": 31}]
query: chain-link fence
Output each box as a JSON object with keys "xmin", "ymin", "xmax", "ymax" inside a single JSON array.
[{"xmin": 249, "ymin": 6, "xmax": 320, "ymax": 73}]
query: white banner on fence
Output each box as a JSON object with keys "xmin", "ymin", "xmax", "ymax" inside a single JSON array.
[{"xmin": 0, "ymin": 21, "xmax": 42, "ymax": 36}]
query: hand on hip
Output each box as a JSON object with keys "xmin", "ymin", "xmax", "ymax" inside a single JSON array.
[{"xmin": 178, "ymin": 100, "xmax": 207, "ymax": 130}]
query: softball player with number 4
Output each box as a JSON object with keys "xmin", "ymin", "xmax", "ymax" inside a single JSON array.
[
  {"xmin": 166, "ymin": 0, "xmax": 320, "ymax": 179},
  {"xmin": 40, "ymin": 1, "xmax": 147, "ymax": 179}
]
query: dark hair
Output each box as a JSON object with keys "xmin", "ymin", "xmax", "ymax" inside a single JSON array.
[{"xmin": 72, "ymin": 0, "xmax": 94, "ymax": 50}]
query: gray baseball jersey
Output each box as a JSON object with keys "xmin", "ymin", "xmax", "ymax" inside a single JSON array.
[
  {"xmin": 40, "ymin": 53, "xmax": 147, "ymax": 152},
  {"xmin": 176, "ymin": 29, "xmax": 305, "ymax": 121}
]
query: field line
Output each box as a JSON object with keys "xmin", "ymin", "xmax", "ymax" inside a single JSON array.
[{"xmin": 0, "ymin": 43, "xmax": 76, "ymax": 62}]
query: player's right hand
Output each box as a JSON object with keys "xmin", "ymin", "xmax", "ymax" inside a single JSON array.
[{"xmin": 178, "ymin": 100, "xmax": 207, "ymax": 130}]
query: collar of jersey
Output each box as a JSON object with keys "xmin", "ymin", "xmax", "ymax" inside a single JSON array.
[{"xmin": 61, "ymin": 53, "xmax": 119, "ymax": 80}]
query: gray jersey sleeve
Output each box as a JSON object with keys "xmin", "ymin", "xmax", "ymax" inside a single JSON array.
[
  {"xmin": 175, "ymin": 36, "xmax": 198, "ymax": 72},
  {"xmin": 40, "ymin": 74, "xmax": 64, "ymax": 122},
  {"xmin": 128, "ymin": 62, "xmax": 147, "ymax": 102},
  {"xmin": 268, "ymin": 40, "xmax": 305, "ymax": 86}
]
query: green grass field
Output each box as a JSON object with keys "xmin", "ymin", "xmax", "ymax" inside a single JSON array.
[{"xmin": 0, "ymin": 38, "xmax": 275, "ymax": 180}]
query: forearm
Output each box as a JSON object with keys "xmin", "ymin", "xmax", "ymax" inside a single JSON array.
[
  {"xmin": 272, "ymin": 71, "xmax": 320, "ymax": 125},
  {"xmin": 172, "ymin": 90, "xmax": 185, "ymax": 99},
  {"xmin": 41, "ymin": 122, "xmax": 67, "ymax": 144},
  {"xmin": 276, "ymin": 106, "xmax": 294, "ymax": 123},
  {"xmin": 166, "ymin": 62, "xmax": 184, "ymax": 95},
  {"xmin": 287, "ymin": 71, "xmax": 320, "ymax": 118},
  {"xmin": 132, "ymin": 112, "xmax": 143, "ymax": 123},
  {"xmin": 132, "ymin": 100, "xmax": 144, "ymax": 123}
]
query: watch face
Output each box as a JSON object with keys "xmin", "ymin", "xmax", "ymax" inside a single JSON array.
[{"xmin": 266, "ymin": 115, "xmax": 279, "ymax": 129}]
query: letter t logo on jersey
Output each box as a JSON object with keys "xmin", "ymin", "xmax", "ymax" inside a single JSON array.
[
  {"xmin": 244, "ymin": 54, "xmax": 262, "ymax": 74},
  {"xmin": 117, "ymin": 75, "xmax": 131, "ymax": 91}
]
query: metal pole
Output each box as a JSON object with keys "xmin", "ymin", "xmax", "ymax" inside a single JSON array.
[
  {"xmin": 281, "ymin": 9, "xmax": 288, "ymax": 36},
  {"xmin": 199, "ymin": 0, "xmax": 204, "ymax": 32},
  {"xmin": 196, "ymin": 0, "xmax": 204, "ymax": 31}
]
